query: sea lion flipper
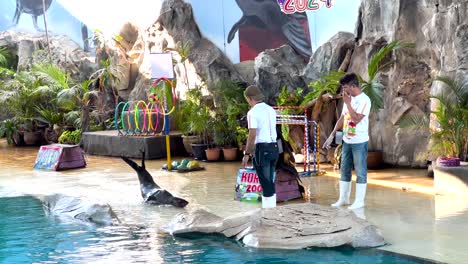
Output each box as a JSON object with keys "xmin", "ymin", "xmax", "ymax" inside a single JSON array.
[
  {"xmin": 141, "ymin": 151, "xmax": 145, "ymax": 169},
  {"xmin": 228, "ymin": 16, "xmax": 247, "ymax": 43},
  {"xmin": 121, "ymin": 157, "xmax": 140, "ymax": 172},
  {"xmin": 281, "ymin": 18, "xmax": 312, "ymax": 58}
]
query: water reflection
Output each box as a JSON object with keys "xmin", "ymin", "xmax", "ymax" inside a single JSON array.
[{"xmin": 0, "ymin": 140, "xmax": 467, "ymax": 263}]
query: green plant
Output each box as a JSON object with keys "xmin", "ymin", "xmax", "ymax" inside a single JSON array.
[
  {"xmin": 58, "ymin": 130, "xmax": 81, "ymax": 145},
  {"xmin": 276, "ymin": 85, "xmax": 304, "ymax": 141},
  {"xmin": 33, "ymin": 63, "xmax": 71, "ymax": 90},
  {"xmin": 277, "ymin": 85, "xmax": 303, "ymax": 110},
  {"xmin": 164, "ymin": 41, "xmax": 191, "ymax": 88},
  {"xmin": 151, "ymin": 79, "xmax": 177, "ymax": 110},
  {"xmin": 57, "ymin": 80, "xmax": 99, "ymax": 132},
  {"xmin": 236, "ymin": 126, "xmax": 249, "ymax": 147},
  {"xmin": 0, "ymin": 67, "xmax": 14, "ymax": 79},
  {"xmin": 0, "ymin": 46, "xmax": 12, "ymax": 68},
  {"xmin": 361, "ymin": 41, "xmax": 415, "ymax": 111},
  {"xmin": 35, "ymin": 107, "xmax": 64, "ymax": 127},
  {"xmin": 0, "ymin": 119, "xmax": 18, "ymax": 145},
  {"xmin": 209, "ymin": 80, "xmax": 249, "ymax": 147},
  {"xmin": 177, "ymin": 87, "xmax": 214, "ymax": 144},
  {"xmin": 212, "ymin": 114, "xmax": 237, "ymax": 147},
  {"xmin": 400, "ymin": 76, "xmax": 468, "ymax": 160},
  {"xmin": 302, "ymin": 71, "xmax": 344, "ymax": 105}
]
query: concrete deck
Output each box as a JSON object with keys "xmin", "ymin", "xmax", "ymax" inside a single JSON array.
[
  {"xmin": 82, "ymin": 130, "xmax": 186, "ymax": 159},
  {"xmin": 315, "ymin": 164, "xmax": 435, "ymax": 195}
]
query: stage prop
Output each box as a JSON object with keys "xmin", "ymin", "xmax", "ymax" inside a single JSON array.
[
  {"xmin": 235, "ymin": 168, "xmax": 302, "ymax": 203},
  {"xmin": 275, "ymin": 106, "xmax": 321, "ymax": 176},
  {"xmin": 33, "ymin": 144, "xmax": 86, "ymax": 171},
  {"xmin": 112, "ymin": 53, "xmax": 177, "ymax": 168}
]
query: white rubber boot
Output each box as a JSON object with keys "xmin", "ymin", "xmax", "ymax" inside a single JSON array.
[
  {"xmin": 269, "ymin": 194, "xmax": 277, "ymax": 208},
  {"xmin": 262, "ymin": 196, "xmax": 268, "ymax": 208},
  {"xmin": 348, "ymin": 183, "xmax": 367, "ymax": 210},
  {"xmin": 262, "ymin": 194, "xmax": 276, "ymax": 209},
  {"xmin": 331, "ymin": 181, "xmax": 351, "ymax": 207}
]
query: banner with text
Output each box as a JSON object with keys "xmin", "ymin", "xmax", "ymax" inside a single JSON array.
[{"xmin": 235, "ymin": 168, "xmax": 263, "ymax": 202}]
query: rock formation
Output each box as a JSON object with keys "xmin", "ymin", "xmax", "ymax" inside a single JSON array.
[
  {"xmin": 128, "ymin": 0, "xmax": 244, "ymax": 101},
  {"xmin": 41, "ymin": 194, "xmax": 119, "ymax": 225},
  {"xmin": 3, "ymin": 0, "xmax": 467, "ymax": 166},
  {"xmin": 254, "ymin": 45, "xmax": 307, "ymax": 105},
  {"xmin": 164, "ymin": 204, "xmax": 385, "ymax": 249},
  {"xmin": 302, "ymin": 32, "xmax": 355, "ymax": 84},
  {"xmin": 348, "ymin": 0, "xmax": 468, "ymax": 167},
  {"xmin": 0, "ymin": 31, "xmax": 97, "ymax": 82},
  {"xmin": 273, "ymin": 0, "xmax": 468, "ymax": 166}
]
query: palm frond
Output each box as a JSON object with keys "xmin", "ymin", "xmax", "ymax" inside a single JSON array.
[
  {"xmin": 398, "ymin": 113, "xmax": 429, "ymax": 128},
  {"xmin": 361, "ymin": 80, "xmax": 384, "ymax": 111},
  {"xmin": 30, "ymin": 85, "xmax": 57, "ymax": 97},
  {"xmin": 0, "ymin": 46, "xmax": 12, "ymax": 68},
  {"xmin": 427, "ymin": 76, "xmax": 468, "ymax": 159},
  {"xmin": 33, "ymin": 63, "xmax": 70, "ymax": 89},
  {"xmin": 367, "ymin": 41, "xmax": 414, "ymax": 81},
  {"xmin": 64, "ymin": 110, "xmax": 81, "ymax": 128},
  {"xmin": 302, "ymin": 71, "xmax": 344, "ymax": 106},
  {"xmin": 35, "ymin": 107, "xmax": 64, "ymax": 125},
  {"xmin": 435, "ymin": 76, "xmax": 468, "ymax": 108}
]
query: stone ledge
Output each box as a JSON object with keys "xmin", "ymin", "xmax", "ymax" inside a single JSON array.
[
  {"xmin": 434, "ymin": 163, "xmax": 468, "ymax": 196},
  {"xmin": 163, "ymin": 204, "xmax": 385, "ymax": 249}
]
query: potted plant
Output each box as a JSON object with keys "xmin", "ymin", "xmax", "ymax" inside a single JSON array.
[
  {"xmin": 175, "ymin": 90, "xmax": 201, "ymax": 156},
  {"xmin": 213, "ymin": 114, "xmax": 238, "ymax": 161},
  {"xmin": 204, "ymin": 111, "xmax": 221, "ymax": 161},
  {"xmin": 58, "ymin": 129, "xmax": 82, "ymax": 145},
  {"xmin": 210, "ymin": 80, "xmax": 249, "ymax": 160},
  {"xmin": 400, "ymin": 76, "xmax": 468, "ymax": 163},
  {"xmin": 177, "ymin": 87, "xmax": 212, "ymax": 160},
  {"xmin": 236, "ymin": 126, "xmax": 249, "ymax": 151},
  {"xmin": 36, "ymin": 107, "xmax": 64, "ymax": 143},
  {"xmin": 0, "ymin": 118, "xmax": 19, "ymax": 145}
]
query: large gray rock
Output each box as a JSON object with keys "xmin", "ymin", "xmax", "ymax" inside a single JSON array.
[
  {"xmin": 0, "ymin": 31, "xmax": 97, "ymax": 82},
  {"xmin": 163, "ymin": 204, "xmax": 385, "ymax": 249},
  {"xmin": 41, "ymin": 194, "xmax": 119, "ymax": 225},
  {"xmin": 302, "ymin": 32, "xmax": 355, "ymax": 83},
  {"xmin": 127, "ymin": 0, "xmax": 244, "ymax": 101},
  {"xmin": 254, "ymin": 45, "xmax": 307, "ymax": 104},
  {"xmin": 234, "ymin": 60, "xmax": 255, "ymax": 85}
]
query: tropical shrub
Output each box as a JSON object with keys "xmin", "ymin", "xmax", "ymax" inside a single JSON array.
[
  {"xmin": 58, "ymin": 130, "xmax": 82, "ymax": 145},
  {"xmin": 400, "ymin": 76, "xmax": 468, "ymax": 160}
]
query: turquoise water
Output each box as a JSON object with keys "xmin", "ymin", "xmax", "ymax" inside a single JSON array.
[{"xmin": 0, "ymin": 196, "xmax": 434, "ymax": 264}]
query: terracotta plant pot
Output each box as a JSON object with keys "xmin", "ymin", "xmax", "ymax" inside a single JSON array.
[
  {"xmin": 205, "ymin": 148, "xmax": 221, "ymax": 161},
  {"xmin": 223, "ymin": 147, "xmax": 238, "ymax": 161}
]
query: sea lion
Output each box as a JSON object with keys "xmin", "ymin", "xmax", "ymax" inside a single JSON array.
[
  {"xmin": 228, "ymin": 0, "xmax": 312, "ymax": 58},
  {"xmin": 122, "ymin": 155, "xmax": 188, "ymax": 208}
]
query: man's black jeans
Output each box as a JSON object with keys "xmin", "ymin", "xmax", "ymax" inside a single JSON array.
[{"xmin": 253, "ymin": 142, "xmax": 279, "ymax": 197}]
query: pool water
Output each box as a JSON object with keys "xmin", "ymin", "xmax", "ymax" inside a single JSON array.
[{"xmin": 0, "ymin": 196, "xmax": 434, "ymax": 264}]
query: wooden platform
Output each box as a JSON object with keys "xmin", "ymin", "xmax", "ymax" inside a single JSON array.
[{"xmin": 82, "ymin": 130, "xmax": 186, "ymax": 159}]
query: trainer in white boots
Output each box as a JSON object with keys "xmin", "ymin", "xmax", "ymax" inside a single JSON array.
[
  {"xmin": 242, "ymin": 85, "xmax": 279, "ymax": 209},
  {"xmin": 323, "ymin": 73, "xmax": 371, "ymax": 210}
]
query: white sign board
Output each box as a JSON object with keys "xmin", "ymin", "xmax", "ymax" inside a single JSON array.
[{"xmin": 149, "ymin": 53, "xmax": 174, "ymax": 79}]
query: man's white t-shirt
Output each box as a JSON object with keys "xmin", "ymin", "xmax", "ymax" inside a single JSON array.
[
  {"xmin": 247, "ymin": 102, "xmax": 277, "ymax": 144},
  {"xmin": 341, "ymin": 92, "xmax": 371, "ymax": 144}
]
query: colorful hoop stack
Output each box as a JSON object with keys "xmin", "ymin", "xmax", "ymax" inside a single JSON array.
[{"xmin": 114, "ymin": 78, "xmax": 177, "ymax": 136}]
